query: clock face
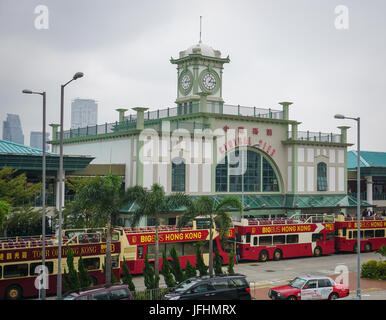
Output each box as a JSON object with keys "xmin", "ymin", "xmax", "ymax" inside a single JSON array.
[
  {"xmin": 202, "ymin": 72, "xmax": 217, "ymax": 91},
  {"xmin": 181, "ymin": 74, "xmax": 191, "ymax": 90}
]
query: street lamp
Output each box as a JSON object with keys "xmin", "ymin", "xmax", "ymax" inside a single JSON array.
[
  {"xmin": 57, "ymin": 72, "xmax": 84, "ymax": 298},
  {"xmin": 334, "ymin": 113, "xmax": 361, "ymax": 300},
  {"xmin": 22, "ymin": 89, "xmax": 47, "ymax": 300}
]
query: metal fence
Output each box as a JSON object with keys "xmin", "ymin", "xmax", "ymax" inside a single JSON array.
[
  {"xmin": 56, "ymin": 103, "xmax": 283, "ymax": 141},
  {"xmin": 288, "ymin": 131, "xmax": 342, "ymax": 143},
  {"xmin": 132, "ymin": 287, "xmax": 170, "ymax": 300}
]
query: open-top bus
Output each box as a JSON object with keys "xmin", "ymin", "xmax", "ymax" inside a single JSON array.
[
  {"xmin": 334, "ymin": 215, "xmax": 386, "ymax": 252},
  {"xmin": 0, "ymin": 228, "xmax": 122, "ymax": 300},
  {"xmin": 123, "ymin": 217, "xmax": 235, "ymax": 274},
  {"xmin": 233, "ymin": 214, "xmax": 335, "ymax": 262}
]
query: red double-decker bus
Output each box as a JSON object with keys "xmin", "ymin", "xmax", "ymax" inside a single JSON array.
[
  {"xmin": 233, "ymin": 215, "xmax": 335, "ymax": 262},
  {"xmin": 0, "ymin": 228, "xmax": 122, "ymax": 300},
  {"xmin": 334, "ymin": 215, "xmax": 386, "ymax": 252},
  {"xmin": 123, "ymin": 217, "xmax": 235, "ymax": 274}
]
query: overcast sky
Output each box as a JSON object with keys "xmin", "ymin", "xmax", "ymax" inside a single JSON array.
[{"xmin": 0, "ymin": 0, "xmax": 385, "ymax": 151}]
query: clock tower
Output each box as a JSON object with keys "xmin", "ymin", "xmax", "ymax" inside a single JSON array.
[{"xmin": 170, "ymin": 41, "xmax": 230, "ymax": 114}]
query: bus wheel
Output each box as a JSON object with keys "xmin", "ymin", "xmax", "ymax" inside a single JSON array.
[
  {"xmin": 364, "ymin": 243, "xmax": 372, "ymax": 252},
  {"xmin": 259, "ymin": 250, "xmax": 269, "ymax": 262},
  {"xmin": 273, "ymin": 250, "xmax": 282, "ymax": 261},
  {"xmin": 313, "ymin": 247, "xmax": 322, "ymax": 257},
  {"xmin": 5, "ymin": 285, "xmax": 22, "ymax": 300}
]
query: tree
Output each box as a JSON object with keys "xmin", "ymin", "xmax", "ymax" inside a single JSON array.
[
  {"xmin": 160, "ymin": 251, "xmax": 176, "ymax": 288},
  {"xmin": 195, "ymin": 245, "xmax": 208, "ymax": 277},
  {"xmin": 4, "ymin": 207, "xmax": 49, "ymax": 237},
  {"xmin": 0, "ymin": 167, "xmax": 42, "ymax": 207},
  {"xmin": 143, "ymin": 255, "xmax": 160, "ymax": 290},
  {"xmin": 78, "ymin": 255, "xmax": 92, "ymax": 288},
  {"xmin": 178, "ymin": 196, "xmax": 242, "ymax": 277},
  {"xmin": 0, "ymin": 200, "xmax": 10, "ymax": 231},
  {"xmin": 130, "ymin": 183, "xmax": 191, "ymax": 285},
  {"xmin": 169, "ymin": 246, "xmax": 185, "ymax": 284},
  {"xmin": 63, "ymin": 246, "xmax": 80, "ymax": 291},
  {"xmin": 214, "ymin": 248, "xmax": 223, "ymax": 276},
  {"xmin": 184, "ymin": 260, "xmax": 197, "ymax": 279},
  {"xmin": 227, "ymin": 243, "xmax": 236, "ymax": 275},
  {"xmin": 121, "ymin": 258, "xmax": 136, "ymax": 291},
  {"xmin": 68, "ymin": 174, "xmax": 131, "ymax": 286}
]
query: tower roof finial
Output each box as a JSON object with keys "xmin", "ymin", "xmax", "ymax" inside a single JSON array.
[{"xmin": 199, "ymin": 16, "xmax": 202, "ymax": 43}]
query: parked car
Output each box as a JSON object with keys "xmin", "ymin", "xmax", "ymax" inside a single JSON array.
[
  {"xmin": 268, "ymin": 275, "xmax": 349, "ymax": 300},
  {"xmin": 163, "ymin": 274, "xmax": 251, "ymax": 300},
  {"xmin": 63, "ymin": 284, "xmax": 134, "ymax": 300}
]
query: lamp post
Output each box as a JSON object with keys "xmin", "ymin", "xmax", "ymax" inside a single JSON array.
[
  {"xmin": 334, "ymin": 113, "xmax": 361, "ymax": 300},
  {"xmin": 57, "ymin": 72, "xmax": 84, "ymax": 298},
  {"xmin": 22, "ymin": 89, "xmax": 47, "ymax": 300}
]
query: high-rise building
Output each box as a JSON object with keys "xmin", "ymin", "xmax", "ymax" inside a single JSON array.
[
  {"xmin": 2, "ymin": 113, "xmax": 24, "ymax": 145},
  {"xmin": 71, "ymin": 98, "xmax": 98, "ymax": 129},
  {"xmin": 30, "ymin": 131, "xmax": 50, "ymax": 151}
]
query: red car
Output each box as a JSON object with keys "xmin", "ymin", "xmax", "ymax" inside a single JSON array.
[{"xmin": 268, "ymin": 275, "xmax": 349, "ymax": 300}]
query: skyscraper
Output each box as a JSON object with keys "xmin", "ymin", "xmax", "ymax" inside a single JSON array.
[
  {"xmin": 30, "ymin": 131, "xmax": 50, "ymax": 151},
  {"xmin": 71, "ymin": 98, "xmax": 98, "ymax": 129},
  {"xmin": 2, "ymin": 113, "xmax": 24, "ymax": 145}
]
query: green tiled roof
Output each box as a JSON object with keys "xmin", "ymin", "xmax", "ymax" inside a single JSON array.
[
  {"xmin": 120, "ymin": 194, "xmax": 371, "ymax": 213},
  {"xmin": 348, "ymin": 151, "xmax": 386, "ymax": 169},
  {"xmin": 0, "ymin": 139, "xmax": 53, "ymax": 155}
]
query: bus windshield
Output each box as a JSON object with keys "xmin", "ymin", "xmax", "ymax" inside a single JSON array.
[{"xmin": 288, "ymin": 277, "xmax": 307, "ymax": 289}]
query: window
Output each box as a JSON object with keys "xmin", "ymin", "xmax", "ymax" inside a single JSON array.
[
  {"xmin": 183, "ymin": 242, "xmax": 197, "ymax": 256},
  {"xmin": 230, "ymin": 278, "xmax": 248, "ymax": 287},
  {"xmin": 30, "ymin": 262, "xmax": 54, "ymax": 276},
  {"xmin": 312, "ymin": 233, "xmax": 324, "ymax": 242},
  {"xmin": 138, "ymin": 246, "xmax": 144, "ymax": 259},
  {"xmin": 318, "ymin": 279, "xmax": 332, "ymax": 288},
  {"xmin": 245, "ymin": 233, "xmax": 251, "ymax": 244},
  {"xmin": 375, "ymin": 229, "xmax": 385, "ymax": 238},
  {"xmin": 259, "ymin": 236, "xmax": 272, "ymax": 246},
  {"xmin": 253, "ymin": 237, "xmax": 258, "ymax": 246},
  {"xmin": 91, "ymin": 292, "xmax": 109, "ymax": 300},
  {"xmin": 172, "ymin": 157, "xmax": 185, "ymax": 192},
  {"xmin": 212, "ymin": 279, "xmax": 229, "ymax": 289},
  {"xmin": 273, "ymin": 235, "xmax": 285, "ymax": 245},
  {"xmin": 317, "ymin": 162, "xmax": 328, "ymax": 191},
  {"xmin": 190, "ymin": 284, "xmax": 212, "ymax": 294},
  {"xmin": 286, "ymin": 235, "xmax": 299, "ymax": 244},
  {"xmin": 326, "ymin": 233, "xmax": 334, "ymax": 241},
  {"xmin": 4, "ymin": 264, "xmax": 28, "ymax": 279},
  {"xmin": 364, "ymin": 230, "xmax": 374, "ymax": 239},
  {"xmin": 112, "ymin": 255, "xmax": 120, "ymax": 268},
  {"xmin": 343, "ymin": 227, "xmax": 347, "ymax": 237},
  {"xmin": 304, "ymin": 280, "xmax": 317, "ymax": 289},
  {"xmin": 215, "ymin": 149, "xmax": 279, "ymax": 193},
  {"xmin": 83, "ymin": 258, "xmax": 100, "ymax": 271},
  {"xmin": 110, "ymin": 288, "xmax": 130, "ymax": 300}
]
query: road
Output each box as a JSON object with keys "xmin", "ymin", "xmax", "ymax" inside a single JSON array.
[{"xmin": 130, "ymin": 251, "xmax": 385, "ymax": 300}]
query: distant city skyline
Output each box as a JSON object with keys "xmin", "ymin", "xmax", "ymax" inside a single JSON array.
[
  {"xmin": 2, "ymin": 113, "xmax": 24, "ymax": 145},
  {"xmin": 30, "ymin": 131, "xmax": 50, "ymax": 151},
  {"xmin": 71, "ymin": 98, "xmax": 98, "ymax": 129}
]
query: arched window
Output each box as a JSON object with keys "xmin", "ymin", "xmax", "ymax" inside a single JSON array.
[
  {"xmin": 171, "ymin": 157, "xmax": 185, "ymax": 192},
  {"xmin": 317, "ymin": 162, "xmax": 328, "ymax": 191},
  {"xmin": 215, "ymin": 148, "xmax": 280, "ymax": 193}
]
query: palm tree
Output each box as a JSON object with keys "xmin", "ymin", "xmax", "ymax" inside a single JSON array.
[
  {"xmin": 178, "ymin": 196, "xmax": 242, "ymax": 277},
  {"xmin": 129, "ymin": 183, "xmax": 191, "ymax": 284},
  {"xmin": 71, "ymin": 174, "xmax": 136, "ymax": 286}
]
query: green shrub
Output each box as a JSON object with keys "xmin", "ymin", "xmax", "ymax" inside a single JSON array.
[
  {"xmin": 361, "ymin": 260, "xmax": 380, "ymax": 279},
  {"xmin": 377, "ymin": 261, "xmax": 386, "ymax": 280}
]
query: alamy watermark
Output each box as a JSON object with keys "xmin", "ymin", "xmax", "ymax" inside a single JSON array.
[
  {"xmin": 34, "ymin": 5, "xmax": 49, "ymax": 30},
  {"xmin": 334, "ymin": 5, "xmax": 349, "ymax": 30}
]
